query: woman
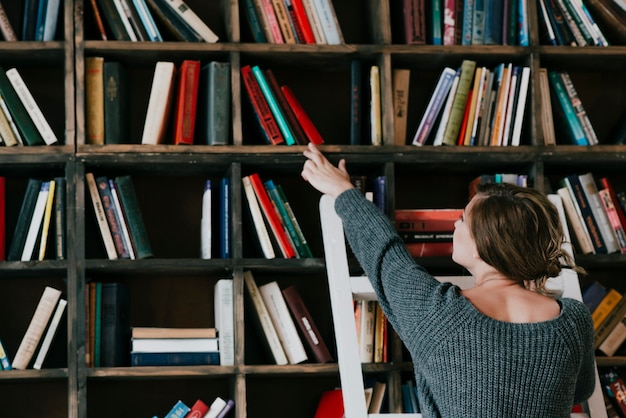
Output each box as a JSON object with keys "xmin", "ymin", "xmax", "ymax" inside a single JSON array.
[{"xmin": 302, "ymin": 143, "xmax": 595, "ymax": 417}]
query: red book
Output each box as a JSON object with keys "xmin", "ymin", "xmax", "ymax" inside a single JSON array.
[
  {"xmin": 281, "ymin": 85, "xmax": 325, "ymax": 145},
  {"xmin": 263, "ymin": 69, "xmax": 307, "ymax": 145},
  {"xmin": 241, "ymin": 65, "xmax": 285, "ymax": 145},
  {"xmin": 405, "ymin": 242, "xmax": 454, "ymax": 257},
  {"xmin": 248, "ymin": 173, "xmax": 296, "ymax": 258},
  {"xmin": 314, "ymin": 388, "xmax": 344, "ymax": 418},
  {"xmin": 173, "ymin": 60, "xmax": 201, "ymax": 145},
  {"xmin": 403, "ymin": 0, "xmax": 426, "ymax": 44},
  {"xmin": 289, "ymin": 0, "xmax": 316, "ymax": 43},
  {"xmin": 187, "ymin": 400, "xmax": 209, "ymax": 418},
  {"xmin": 0, "ymin": 176, "xmax": 4, "ymax": 261},
  {"xmin": 456, "ymin": 89, "xmax": 473, "ymax": 146},
  {"xmin": 600, "ymin": 177, "xmax": 626, "ymax": 232},
  {"xmin": 281, "ymin": 285, "xmax": 333, "ymax": 363},
  {"xmin": 395, "ymin": 209, "xmax": 463, "ymax": 232}
]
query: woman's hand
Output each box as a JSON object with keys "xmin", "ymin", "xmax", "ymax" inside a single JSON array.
[{"xmin": 302, "ymin": 143, "xmax": 354, "ymax": 198}]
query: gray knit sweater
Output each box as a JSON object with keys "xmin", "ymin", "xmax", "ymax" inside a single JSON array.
[{"xmin": 335, "ymin": 188, "xmax": 596, "ymax": 418}]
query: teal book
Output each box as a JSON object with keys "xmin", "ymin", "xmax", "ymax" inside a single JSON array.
[
  {"xmin": 0, "ymin": 337, "xmax": 11, "ymax": 370},
  {"xmin": 220, "ymin": 177, "xmax": 230, "ymax": 258},
  {"xmin": 251, "ymin": 65, "xmax": 296, "ymax": 145},
  {"xmin": 197, "ymin": 61, "xmax": 231, "ymax": 145},
  {"xmin": 103, "ymin": 62, "xmax": 129, "ymax": 144},
  {"xmin": 277, "ymin": 184, "xmax": 312, "ymax": 257},
  {"xmin": 548, "ymin": 71, "xmax": 587, "ymax": 146},
  {"xmin": 114, "ymin": 176, "xmax": 153, "ymax": 259},
  {"xmin": 264, "ymin": 179, "xmax": 306, "ymax": 258},
  {"xmin": 430, "ymin": 0, "xmax": 443, "ymax": 44}
]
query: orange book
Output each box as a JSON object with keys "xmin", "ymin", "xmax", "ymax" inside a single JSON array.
[
  {"xmin": 241, "ymin": 65, "xmax": 285, "ymax": 145},
  {"xmin": 281, "ymin": 85, "xmax": 325, "ymax": 145},
  {"xmin": 173, "ymin": 60, "xmax": 200, "ymax": 145}
]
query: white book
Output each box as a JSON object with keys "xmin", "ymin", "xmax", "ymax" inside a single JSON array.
[
  {"xmin": 201, "ymin": 180, "xmax": 212, "ymax": 259},
  {"xmin": 21, "ymin": 181, "xmax": 51, "ymax": 261},
  {"xmin": 301, "ymin": 0, "xmax": 326, "ymax": 43},
  {"xmin": 5, "ymin": 68, "xmax": 58, "ymax": 145},
  {"xmin": 214, "ymin": 278, "xmax": 234, "ymax": 366},
  {"xmin": 37, "ymin": 179, "xmax": 56, "ymax": 261},
  {"xmin": 310, "ymin": 0, "xmax": 343, "ymax": 44},
  {"xmin": 509, "ymin": 66, "xmax": 530, "ymax": 146},
  {"xmin": 162, "ymin": 0, "xmax": 219, "ymax": 43},
  {"xmin": 500, "ymin": 66, "xmax": 519, "ymax": 146},
  {"xmin": 12, "ymin": 286, "xmax": 62, "ymax": 369},
  {"xmin": 86, "ymin": 173, "xmax": 118, "ymax": 260},
  {"xmin": 242, "ymin": 176, "xmax": 275, "ymax": 259},
  {"xmin": 259, "ymin": 281, "xmax": 308, "ymax": 364},
  {"xmin": 432, "ymin": 68, "xmax": 461, "ymax": 146},
  {"xmin": 141, "ymin": 61, "xmax": 176, "ymax": 145},
  {"xmin": 131, "ymin": 337, "xmax": 219, "ymax": 353},
  {"xmin": 109, "ymin": 179, "xmax": 135, "ymax": 260},
  {"xmin": 579, "ymin": 172, "xmax": 620, "ymax": 253},
  {"xmin": 243, "ymin": 271, "xmax": 288, "ymax": 365},
  {"xmin": 112, "ymin": 0, "xmax": 138, "ymax": 41},
  {"xmin": 205, "ymin": 397, "xmax": 227, "ymax": 418},
  {"xmin": 42, "ymin": 0, "xmax": 62, "ymax": 41},
  {"xmin": 33, "ymin": 299, "xmax": 67, "ymax": 370}
]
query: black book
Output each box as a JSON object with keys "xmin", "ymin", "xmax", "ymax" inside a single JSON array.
[
  {"xmin": 100, "ymin": 282, "xmax": 131, "ymax": 367},
  {"xmin": 8, "ymin": 178, "xmax": 42, "ymax": 261}
]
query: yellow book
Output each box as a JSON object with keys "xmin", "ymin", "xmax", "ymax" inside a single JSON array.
[
  {"xmin": 37, "ymin": 180, "xmax": 56, "ymax": 261},
  {"xmin": 592, "ymin": 288, "xmax": 623, "ymax": 330},
  {"xmin": 370, "ymin": 65, "xmax": 382, "ymax": 145},
  {"xmin": 462, "ymin": 67, "xmax": 482, "ymax": 146},
  {"xmin": 392, "ymin": 69, "xmax": 411, "ymax": 145}
]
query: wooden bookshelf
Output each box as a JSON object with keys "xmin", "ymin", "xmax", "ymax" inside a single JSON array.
[{"xmin": 0, "ymin": 0, "xmax": 624, "ymax": 416}]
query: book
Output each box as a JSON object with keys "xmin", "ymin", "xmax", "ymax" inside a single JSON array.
[
  {"xmin": 256, "ymin": 0, "xmax": 284, "ymax": 43},
  {"xmin": 20, "ymin": 180, "xmax": 50, "ymax": 261},
  {"xmin": 165, "ymin": 400, "xmax": 190, "ymax": 418},
  {"xmin": 243, "ymin": 0, "xmax": 267, "ymax": 42},
  {"xmin": 141, "ymin": 61, "xmax": 176, "ymax": 145},
  {"xmin": 442, "ymin": 60, "xmax": 476, "ymax": 146},
  {"xmin": 130, "ymin": 351, "xmax": 220, "ymax": 366},
  {"xmin": 461, "ymin": 66, "xmax": 483, "ymax": 145},
  {"xmin": 489, "ymin": 63, "xmax": 512, "ymax": 146},
  {"xmin": 0, "ymin": 67, "xmax": 45, "ymax": 146},
  {"xmin": 0, "ymin": 337, "xmax": 11, "ymax": 370},
  {"xmin": 131, "ymin": 327, "xmax": 216, "ymax": 339},
  {"xmin": 578, "ymin": 172, "xmax": 619, "ymax": 254},
  {"xmin": 215, "ymin": 278, "xmax": 235, "ymax": 366},
  {"xmin": 112, "ymin": 0, "xmax": 139, "ymax": 41},
  {"xmin": 276, "ymin": 183, "xmax": 313, "ymax": 257},
  {"xmin": 392, "ymin": 68, "xmax": 411, "ymax": 145},
  {"xmin": 368, "ymin": 380, "xmax": 387, "ymax": 413},
  {"xmin": 563, "ymin": 174, "xmax": 606, "ymax": 254},
  {"xmin": 559, "ymin": 71, "xmax": 598, "ymax": 145},
  {"xmin": 215, "ymin": 399, "xmax": 235, "ymax": 418},
  {"xmin": 114, "ymin": 175, "xmax": 153, "ymax": 259},
  {"xmin": 251, "ymin": 65, "xmax": 296, "ymax": 146},
  {"xmin": 356, "ymin": 299, "xmax": 375, "ymax": 363},
  {"xmin": 349, "ymin": 59, "xmax": 362, "ymax": 145},
  {"xmin": 37, "ymin": 0, "xmax": 60, "ymax": 40},
  {"xmin": 599, "ymin": 188, "xmax": 626, "ymax": 253},
  {"xmin": 206, "ymin": 397, "xmax": 228, "ymax": 418},
  {"xmin": 132, "ymin": 0, "xmax": 163, "ymax": 41},
  {"xmin": 270, "ymin": 0, "xmax": 296, "ymax": 43},
  {"xmin": 310, "ymin": 0, "xmax": 344, "ymax": 44},
  {"xmin": 400, "ymin": 0, "xmax": 427, "ymax": 44},
  {"xmin": 220, "ymin": 177, "xmax": 230, "ymax": 258},
  {"xmin": 281, "ymin": 85, "xmax": 325, "ymax": 145},
  {"xmin": 103, "ymin": 61, "xmax": 129, "ymax": 144},
  {"xmin": 301, "ymin": 0, "xmax": 326, "ymax": 43},
  {"xmin": 12, "ymin": 286, "xmax": 62, "ymax": 369},
  {"xmin": 242, "ymin": 175, "xmax": 276, "ymax": 259},
  {"xmin": 595, "ymin": 295, "xmax": 626, "ymax": 350},
  {"xmin": 582, "ymin": 280, "xmax": 609, "ymax": 313},
  {"xmin": 108, "ymin": 179, "xmax": 134, "ymax": 259},
  {"xmin": 314, "ymin": 388, "xmax": 344, "ymax": 418},
  {"xmin": 187, "ymin": 400, "xmax": 209, "ymax": 418},
  {"xmin": 557, "ymin": 186, "xmax": 594, "ymax": 255},
  {"xmin": 197, "ymin": 61, "xmax": 231, "ymax": 145},
  {"xmin": 0, "ymin": 96, "xmax": 19, "ymax": 146},
  {"xmin": 145, "ymin": 0, "xmax": 202, "ymax": 41},
  {"xmin": 432, "ymin": 67, "xmax": 461, "ymax": 146},
  {"xmin": 100, "ymin": 282, "xmax": 131, "ymax": 367},
  {"xmin": 96, "ymin": 176, "xmax": 130, "ymax": 259},
  {"xmin": 281, "ymin": 285, "xmax": 333, "ymax": 363},
  {"xmin": 93, "ymin": 281, "xmax": 103, "ymax": 366},
  {"xmin": 0, "ymin": 2, "xmax": 17, "ymax": 41},
  {"xmin": 173, "ymin": 60, "xmax": 200, "ymax": 145},
  {"xmin": 373, "ymin": 301, "xmax": 386, "ymax": 363},
  {"xmin": 500, "ymin": 65, "xmax": 520, "ymax": 146},
  {"xmin": 369, "ymin": 65, "xmax": 382, "ymax": 146},
  {"xmin": 411, "ymin": 67, "xmax": 456, "ymax": 145},
  {"xmin": 599, "ymin": 307, "xmax": 626, "ymax": 356},
  {"xmin": 121, "ymin": 0, "xmax": 151, "ymax": 41},
  {"xmin": 6, "ymin": 68, "xmax": 58, "ymax": 145},
  {"xmin": 161, "ymin": 0, "xmax": 219, "ymax": 42},
  {"xmin": 86, "ymin": 173, "xmax": 118, "ymax": 260},
  {"xmin": 289, "ymin": 0, "xmax": 316, "ymax": 43},
  {"xmin": 131, "ymin": 337, "xmax": 219, "ymax": 353},
  {"xmin": 509, "ymin": 66, "xmax": 530, "ymax": 146},
  {"xmin": 248, "ymin": 173, "xmax": 296, "ymax": 258},
  {"xmin": 201, "ymin": 179, "xmax": 211, "ymax": 259},
  {"xmin": 241, "ymin": 65, "xmax": 285, "ymax": 145},
  {"xmin": 33, "ymin": 298, "xmax": 67, "ymax": 370},
  {"xmin": 243, "ymin": 270, "xmax": 288, "ymax": 365},
  {"xmin": 263, "ymin": 69, "xmax": 307, "ymax": 145},
  {"xmin": 85, "ymin": 57, "xmax": 105, "ymax": 145},
  {"xmin": 593, "ymin": 288, "xmax": 623, "ymax": 330},
  {"xmin": 37, "ymin": 178, "xmax": 56, "ymax": 260},
  {"xmin": 395, "ymin": 208, "xmax": 463, "ymax": 232},
  {"xmin": 264, "ymin": 179, "xmax": 309, "ymax": 258},
  {"xmin": 259, "ymin": 281, "xmax": 308, "ymax": 364},
  {"xmin": 548, "ymin": 70, "xmax": 588, "ymax": 146},
  {"xmin": 22, "ymin": 0, "xmax": 39, "ymax": 40}
]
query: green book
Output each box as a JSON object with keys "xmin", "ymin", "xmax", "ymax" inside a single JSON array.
[
  {"xmin": 442, "ymin": 60, "xmax": 476, "ymax": 145},
  {"xmin": 103, "ymin": 62, "xmax": 128, "ymax": 144},
  {"xmin": 0, "ymin": 67, "xmax": 44, "ymax": 146},
  {"xmin": 114, "ymin": 176, "xmax": 153, "ymax": 259},
  {"xmin": 265, "ymin": 180, "xmax": 310, "ymax": 258},
  {"xmin": 197, "ymin": 61, "xmax": 231, "ymax": 145}
]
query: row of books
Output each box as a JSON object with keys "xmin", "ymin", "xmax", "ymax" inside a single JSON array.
[
  {"xmin": 0, "ymin": 286, "xmax": 67, "ymax": 370},
  {"xmin": 557, "ymin": 173, "xmax": 626, "ymax": 256},
  {"xmin": 244, "ymin": 271, "xmax": 333, "ymax": 365},
  {"xmin": 241, "ymin": 64, "xmax": 325, "ymax": 146},
  {"xmin": 88, "ymin": 0, "xmax": 218, "ymax": 42},
  {"xmin": 86, "ymin": 173, "xmax": 154, "ymax": 260},
  {"xmin": 87, "ymin": 58, "xmax": 231, "ymax": 146},
  {"xmin": 584, "ymin": 281, "xmax": 626, "ymax": 357},
  {"xmin": 242, "ymin": 173, "xmax": 312, "ymax": 259},
  {"xmin": 243, "ymin": 0, "xmax": 343, "ymax": 44},
  {"xmin": 3, "ymin": 177, "xmax": 66, "ymax": 262},
  {"xmin": 160, "ymin": 397, "xmax": 234, "ymax": 418},
  {"xmin": 354, "ymin": 299, "xmax": 388, "ymax": 363},
  {"xmin": 0, "ymin": 66, "xmax": 58, "ymax": 146},
  {"xmin": 537, "ymin": 0, "xmax": 609, "ymax": 46},
  {"xmin": 411, "ymin": 60, "xmax": 531, "ymax": 147},
  {"xmin": 0, "ymin": 0, "xmax": 61, "ymax": 41},
  {"xmin": 393, "ymin": 0, "xmax": 529, "ymax": 46}
]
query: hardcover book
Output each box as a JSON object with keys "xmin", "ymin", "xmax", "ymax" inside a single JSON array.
[
  {"xmin": 20, "ymin": 180, "xmax": 50, "ymax": 262},
  {"xmin": 411, "ymin": 67, "xmax": 456, "ymax": 146},
  {"xmin": 103, "ymin": 61, "xmax": 129, "ymax": 144},
  {"xmin": 201, "ymin": 179, "xmax": 211, "ymax": 259},
  {"xmin": 197, "ymin": 61, "xmax": 231, "ymax": 145},
  {"xmin": 33, "ymin": 298, "xmax": 67, "ymax": 370},
  {"xmin": 86, "ymin": 173, "xmax": 118, "ymax": 260},
  {"xmin": 8, "ymin": 178, "xmax": 43, "ymax": 261},
  {"xmin": 96, "ymin": 176, "xmax": 130, "ymax": 259},
  {"xmin": 241, "ymin": 64, "xmax": 285, "ymax": 145},
  {"xmin": 392, "ymin": 68, "xmax": 411, "ymax": 145},
  {"xmin": 131, "ymin": 327, "xmax": 216, "ymax": 339},
  {"xmin": 100, "ymin": 282, "xmax": 131, "ymax": 367},
  {"xmin": 85, "ymin": 57, "xmax": 105, "ymax": 145},
  {"xmin": 215, "ymin": 278, "xmax": 235, "ymax": 366},
  {"xmin": 173, "ymin": 60, "xmax": 201, "ymax": 145},
  {"xmin": 263, "ymin": 69, "xmax": 307, "ymax": 145},
  {"xmin": 131, "ymin": 351, "xmax": 220, "ymax": 366},
  {"xmin": 145, "ymin": 0, "xmax": 202, "ymax": 41},
  {"xmin": 0, "ymin": 1, "xmax": 17, "ymax": 41},
  {"xmin": 242, "ymin": 175, "xmax": 276, "ymax": 259},
  {"xmin": 141, "ymin": 61, "xmax": 176, "ymax": 145},
  {"xmin": 114, "ymin": 175, "xmax": 153, "ymax": 259},
  {"xmin": 0, "ymin": 67, "xmax": 45, "ymax": 146},
  {"xmin": 281, "ymin": 85, "xmax": 325, "ymax": 145},
  {"xmin": 161, "ymin": 0, "xmax": 219, "ymax": 42},
  {"xmin": 251, "ymin": 65, "xmax": 296, "ymax": 145}
]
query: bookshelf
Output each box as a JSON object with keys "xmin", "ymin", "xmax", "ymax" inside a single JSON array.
[{"xmin": 0, "ymin": 0, "xmax": 624, "ymax": 416}]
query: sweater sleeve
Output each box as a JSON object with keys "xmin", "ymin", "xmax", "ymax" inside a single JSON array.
[
  {"xmin": 571, "ymin": 300, "xmax": 597, "ymax": 405},
  {"xmin": 334, "ymin": 188, "xmax": 445, "ymax": 340}
]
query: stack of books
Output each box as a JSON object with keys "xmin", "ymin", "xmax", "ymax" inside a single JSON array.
[
  {"xmin": 394, "ymin": 208, "xmax": 463, "ymax": 257},
  {"xmin": 130, "ymin": 327, "xmax": 220, "ymax": 366}
]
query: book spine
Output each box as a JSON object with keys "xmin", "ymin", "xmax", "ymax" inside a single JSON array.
[
  {"xmin": 187, "ymin": 400, "xmax": 209, "ymax": 418},
  {"xmin": 165, "ymin": 401, "xmax": 191, "ymax": 418},
  {"xmin": 141, "ymin": 61, "xmax": 176, "ymax": 145},
  {"xmin": 310, "ymin": 0, "xmax": 343, "ymax": 44},
  {"xmin": 461, "ymin": 0, "xmax": 475, "ymax": 45},
  {"xmin": 220, "ymin": 177, "xmax": 230, "ymax": 258},
  {"xmin": 601, "ymin": 177, "xmax": 626, "ymax": 234},
  {"xmin": 108, "ymin": 179, "xmax": 135, "ymax": 259},
  {"xmin": 544, "ymin": 0, "xmax": 576, "ymax": 45},
  {"xmin": 403, "ymin": 0, "xmax": 427, "ymax": 44},
  {"xmin": 411, "ymin": 67, "xmax": 456, "ymax": 145},
  {"xmin": 489, "ymin": 63, "xmax": 512, "ymax": 146},
  {"xmin": 432, "ymin": 68, "xmax": 461, "ymax": 146},
  {"xmin": 37, "ymin": 179, "xmax": 56, "ymax": 260},
  {"xmin": 357, "ymin": 299, "xmax": 375, "ymax": 363},
  {"xmin": 243, "ymin": 0, "xmax": 268, "ymax": 42},
  {"xmin": 369, "ymin": 65, "xmax": 382, "ymax": 146},
  {"xmin": 86, "ymin": 173, "xmax": 118, "ymax": 260},
  {"xmin": 33, "ymin": 298, "xmax": 67, "ymax": 369},
  {"xmin": 595, "ymin": 297, "xmax": 626, "ymax": 350},
  {"xmin": 518, "ymin": 0, "xmax": 529, "ymax": 45},
  {"xmin": 557, "ymin": 186, "xmax": 594, "ymax": 255},
  {"xmin": 509, "ymin": 66, "xmax": 530, "ymax": 146},
  {"xmin": 201, "ymin": 61, "xmax": 231, "ymax": 145},
  {"xmin": 548, "ymin": 70, "xmax": 588, "ymax": 146},
  {"xmin": 263, "ymin": 69, "xmax": 307, "ymax": 145},
  {"xmin": 0, "ymin": 97, "xmax": 18, "ymax": 146},
  {"xmin": 559, "ymin": 71, "xmax": 598, "ymax": 145},
  {"xmin": 132, "ymin": 0, "xmax": 163, "ymax": 41},
  {"xmin": 249, "ymin": 173, "xmax": 296, "ymax": 258},
  {"xmin": 120, "ymin": 0, "xmax": 150, "ymax": 41},
  {"xmin": 392, "ymin": 69, "xmax": 411, "ymax": 145},
  {"xmin": 593, "ymin": 288, "xmax": 623, "ymax": 330},
  {"xmin": 0, "ymin": 2, "xmax": 16, "ymax": 41},
  {"xmin": 12, "ymin": 286, "xmax": 62, "ymax": 369},
  {"xmin": 173, "ymin": 60, "xmax": 201, "ymax": 145},
  {"xmin": 8, "ymin": 179, "xmax": 43, "ymax": 260},
  {"xmin": 290, "ymin": 0, "xmax": 316, "ymax": 43},
  {"xmin": 599, "ymin": 189, "xmax": 626, "ymax": 253},
  {"xmin": 301, "ymin": 0, "xmax": 326, "ymax": 43},
  {"xmin": 242, "ymin": 175, "xmax": 276, "ymax": 259},
  {"xmin": 281, "ymin": 85, "xmax": 325, "ymax": 145},
  {"xmin": 243, "ymin": 271, "xmax": 288, "ymax": 365},
  {"xmin": 0, "ymin": 68, "xmax": 44, "ymax": 146},
  {"xmin": 265, "ymin": 179, "xmax": 306, "ymax": 258},
  {"xmin": 554, "ymin": 0, "xmax": 587, "ymax": 44},
  {"xmin": 96, "ymin": 176, "xmax": 131, "ymax": 259},
  {"xmin": 443, "ymin": 0, "xmax": 456, "ymax": 45},
  {"xmin": 214, "ymin": 278, "xmax": 234, "ymax": 366},
  {"xmin": 21, "ymin": 181, "xmax": 50, "ymax": 261},
  {"xmin": 114, "ymin": 175, "xmax": 153, "ymax": 259},
  {"xmin": 270, "ymin": 0, "xmax": 297, "ymax": 43},
  {"xmin": 0, "ymin": 337, "xmax": 11, "ymax": 369},
  {"xmin": 215, "ymin": 400, "xmax": 235, "ymax": 418},
  {"xmin": 22, "ymin": 0, "xmax": 39, "ymax": 40},
  {"xmin": 258, "ymin": 0, "xmax": 285, "ymax": 42},
  {"xmin": 201, "ymin": 180, "xmax": 211, "ymax": 259},
  {"xmin": 162, "ymin": 0, "xmax": 219, "ymax": 42},
  {"xmin": 276, "ymin": 183, "xmax": 313, "ymax": 257},
  {"xmin": 145, "ymin": 0, "xmax": 201, "ymax": 41},
  {"xmin": 103, "ymin": 61, "xmax": 129, "ymax": 145},
  {"xmin": 100, "ymin": 283, "xmax": 131, "ymax": 367},
  {"xmin": 240, "ymin": 65, "xmax": 285, "ymax": 145},
  {"xmin": 471, "ymin": 0, "xmax": 486, "ymax": 44},
  {"xmin": 349, "ymin": 60, "xmax": 362, "ymax": 145},
  {"xmin": 131, "ymin": 351, "xmax": 220, "ymax": 366},
  {"xmin": 85, "ymin": 57, "xmax": 105, "ymax": 145},
  {"xmin": 579, "ymin": 172, "xmax": 620, "ymax": 253},
  {"xmin": 564, "ymin": 174, "xmax": 607, "ymax": 254},
  {"xmin": 112, "ymin": 0, "xmax": 138, "ymax": 41},
  {"xmin": 251, "ymin": 65, "xmax": 296, "ymax": 145}
]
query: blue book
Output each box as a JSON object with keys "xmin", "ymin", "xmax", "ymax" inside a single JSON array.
[
  {"xmin": 131, "ymin": 351, "xmax": 220, "ymax": 366},
  {"xmin": 484, "ymin": 0, "xmax": 503, "ymax": 45},
  {"xmin": 471, "ymin": 0, "xmax": 485, "ymax": 44},
  {"xmin": 518, "ymin": 0, "xmax": 529, "ymax": 46},
  {"xmin": 461, "ymin": 0, "xmax": 475, "ymax": 45},
  {"xmin": 34, "ymin": 0, "xmax": 49, "ymax": 41},
  {"xmin": 583, "ymin": 281, "xmax": 608, "ymax": 313},
  {"xmin": 411, "ymin": 67, "xmax": 456, "ymax": 146},
  {"xmin": 547, "ymin": 71, "xmax": 587, "ymax": 146},
  {"xmin": 0, "ymin": 338, "xmax": 12, "ymax": 370},
  {"xmin": 242, "ymin": 0, "xmax": 267, "ymax": 42},
  {"xmin": 251, "ymin": 66, "xmax": 296, "ymax": 145},
  {"xmin": 165, "ymin": 400, "xmax": 190, "ymax": 418},
  {"xmin": 220, "ymin": 177, "xmax": 230, "ymax": 259},
  {"xmin": 133, "ymin": 0, "xmax": 163, "ymax": 41},
  {"xmin": 350, "ymin": 60, "xmax": 362, "ymax": 145}
]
